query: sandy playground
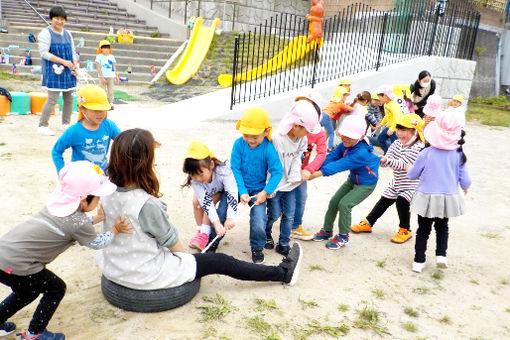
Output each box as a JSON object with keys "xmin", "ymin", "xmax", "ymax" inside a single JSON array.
[{"xmin": 0, "ymin": 104, "xmax": 509, "ymax": 340}]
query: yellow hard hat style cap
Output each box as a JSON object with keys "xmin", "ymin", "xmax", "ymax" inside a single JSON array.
[
  {"xmin": 453, "ymin": 94, "xmax": 464, "ymax": 103},
  {"xmin": 371, "ymin": 92, "xmax": 380, "ymax": 100},
  {"xmin": 338, "ymin": 78, "xmax": 351, "ymax": 86},
  {"xmin": 77, "ymin": 84, "xmax": 110, "ymax": 120},
  {"xmin": 397, "ymin": 113, "xmax": 425, "ymax": 142},
  {"xmin": 185, "ymin": 140, "xmax": 220, "ymax": 161},
  {"xmin": 331, "ymin": 86, "xmax": 348, "ymax": 103},
  {"xmin": 236, "ymin": 107, "xmax": 272, "ymax": 140},
  {"xmin": 97, "ymin": 40, "xmax": 112, "ymax": 54}
]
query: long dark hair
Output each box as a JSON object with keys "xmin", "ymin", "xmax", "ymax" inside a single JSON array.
[
  {"xmin": 413, "ymin": 70, "xmax": 431, "ymax": 90},
  {"xmin": 106, "ymin": 129, "xmax": 161, "ymax": 198},
  {"xmin": 182, "ymin": 156, "xmax": 213, "ymax": 188},
  {"xmin": 457, "ymin": 130, "xmax": 467, "ymax": 165},
  {"xmin": 351, "ymin": 91, "xmax": 371, "ymax": 106}
]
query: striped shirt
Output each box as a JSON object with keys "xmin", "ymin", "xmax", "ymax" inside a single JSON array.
[{"xmin": 381, "ymin": 139, "xmax": 424, "ymax": 202}]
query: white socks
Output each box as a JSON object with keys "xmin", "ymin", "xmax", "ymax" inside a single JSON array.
[{"xmin": 200, "ymin": 224, "xmax": 211, "ymax": 235}]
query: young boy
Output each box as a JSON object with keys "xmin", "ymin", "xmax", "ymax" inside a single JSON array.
[
  {"xmin": 265, "ymin": 100, "xmax": 321, "ymax": 255},
  {"xmin": 95, "ymin": 40, "xmax": 118, "ymax": 109},
  {"xmin": 51, "ymin": 84, "xmax": 121, "ymax": 175},
  {"xmin": 230, "ymin": 107, "xmax": 283, "ymax": 263},
  {"xmin": 321, "ymin": 87, "xmax": 353, "ymax": 151}
]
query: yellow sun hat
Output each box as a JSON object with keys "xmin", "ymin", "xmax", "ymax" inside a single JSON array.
[
  {"xmin": 185, "ymin": 140, "xmax": 221, "ymax": 161},
  {"xmin": 397, "ymin": 113, "xmax": 425, "ymax": 142},
  {"xmin": 452, "ymin": 94, "xmax": 464, "ymax": 103},
  {"xmin": 77, "ymin": 84, "xmax": 110, "ymax": 120},
  {"xmin": 338, "ymin": 78, "xmax": 351, "ymax": 86},
  {"xmin": 371, "ymin": 92, "xmax": 380, "ymax": 100},
  {"xmin": 331, "ymin": 86, "xmax": 348, "ymax": 103},
  {"xmin": 236, "ymin": 107, "xmax": 272, "ymax": 140},
  {"xmin": 96, "ymin": 40, "xmax": 112, "ymax": 54}
]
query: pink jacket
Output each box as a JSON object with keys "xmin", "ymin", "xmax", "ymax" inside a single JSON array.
[{"xmin": 302, "ymin": 129, "xmax": 327, "ymax": 172}]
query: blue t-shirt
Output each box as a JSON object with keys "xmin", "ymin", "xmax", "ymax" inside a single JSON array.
[
  {"xmin": 95, "ymin": 54, "xmax": 116, "ymax": 78},
  {"xmin": 51, "ymin": 119, "xmax": 121, "ymax": 174}
]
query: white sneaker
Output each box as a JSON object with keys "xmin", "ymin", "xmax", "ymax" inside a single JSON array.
[
  {"xmin": 38, "ymin": 126, "xmax": 55, "ymax": 136},
  {"xmin": 60, "ymin": 123, "xmax": 70, "ymax": 131},
  {"xmin": 436, "ymin": 256, "xmax": 448, "ymax": 268},
  {"xmin": 412, "ymin": 262, "xmax": 426, "ymax": 273}
]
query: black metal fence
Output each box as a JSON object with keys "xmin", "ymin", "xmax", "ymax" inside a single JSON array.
[{"xmin": 229, "ymin": 0, "xmax": 481, "ymax": 109}]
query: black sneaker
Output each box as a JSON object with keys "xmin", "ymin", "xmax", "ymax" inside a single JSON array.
[
  {"xmin": 0, "ymin": 321, "xmax": 16, "ymax": 336},
  {"xmin": 275, "ymin": 243, "xmax": 291, "ymax": 256},
  {"xmin": 264, "ymin": 235, "xmax": 275, "ymax": 250},
  {"xmin": 205, "ymin": 236, "xmax": 221, "ymax": 253},
  {"xmin": 251, "ymin": 248, "xmax": 265, "ymax": 264},
  {"xmin": 279, "ymin": 242, "xmax": 302, "ymax": 286}
]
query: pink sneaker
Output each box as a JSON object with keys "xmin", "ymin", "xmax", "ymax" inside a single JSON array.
[{"xmin": 189, "ymin": 232, "xmax": 209, "ymax": 250}]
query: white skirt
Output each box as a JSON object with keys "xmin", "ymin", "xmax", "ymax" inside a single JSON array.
[{"xmin": 410, "ymin": 192, "xmax": 466, "ymax": 219}]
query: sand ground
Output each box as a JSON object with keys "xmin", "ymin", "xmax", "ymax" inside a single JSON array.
[{"xmin": 0, "ymin": 105, "xmax": 509, "ymax": 340}]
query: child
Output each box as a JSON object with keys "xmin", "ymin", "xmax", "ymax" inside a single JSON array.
[
  {"xmin": 309, "ymin": 115, "xmax": 380, "ymax": 249},
  {"xmin": 393, "ymin": 84, "xmax": 411, "ymax": 114},
  {"xmin": 376, "ymin": 85, "xmax": 404, "ymax": 154},
  {"xmin": 351, "ymin": 113, "xmax": 425, "ymax": 243},
  {"xmin": 51, "ymin": 84, "xmax": 121, "ymax": 175},
  {"xmin": 407, "ymin": 113, "xmax": 471, "ymax": 272},
  {"xmin": 445, "ymin": 94, "xmax": 466, "ymax": 127},
  {"xmin": 97, "ymin": 129, "xmax": 302, "ymax": 293},
  {"xmin": 230, "ymin": 108, "xmax": 283, "ymax": 263},
  {"xmin": 422, "ymin": 93, "xmax": 443, "ymax": 128},
  {"xmin": 265, "ymin": 100, "xmax": 321, "ymax": 255},
  {"xmin": 321, "ymin": 86, "xmax": 353, "ymax": 151},
  {"xmin": 344, "ymin": 91, "xmax": 371, "ymax": 118},
  {"xmin": 291, "ymin": 91, "xmax": 327, "ymax": 240},
  {"xmin": 182, "ymin": 140, "xmax": 238, "ymax": 252},
  {"xmin": 0, "ymin": 161, "xmax": 131, "ymax": 340},
  {"xmin": 95, "ymin": 40, "xmax": 118, "ymax": 109}
]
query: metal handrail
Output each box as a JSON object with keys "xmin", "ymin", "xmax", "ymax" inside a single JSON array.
[{"xmin": 22, "ymin": 0, "xmax": 49, "ymax": 25}]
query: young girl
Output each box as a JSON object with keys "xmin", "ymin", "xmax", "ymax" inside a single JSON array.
[
  {"xmin": 97, "ymin": 129, "xmax": 302, "ymax": 295},
  {"xmin": 0, "ymin": 161, "xmax": 131, "ymax": 340},
  {"xmin": 95, "ymin": 40, "xmax": 118, "ymax": 109},
  {"xmin": 422, "ymin": 93, "xmax": 443, "ymax": 128},
  {"xmin": 182, "ymin": 140, "xmax": 238, "ymax": 252},
  {"xmin": 376, "ymin": 85, "xmax": 403, "ymax": 154},
  {"xmin": 345, "ymin": 91, "xmax": 371, "ymax": 118},
  {"xmin": 51, "ymin": 84, "xmax": 121, "ymax": 174},
  {"xmin": 309, "ymin": 115, "xmax": 380, "ymax": 249},
  {"xmin": 351, "ymin": 113, "xmax": 425, "ymax": 243},
  {"xmin": 407, "ymin": 113, "xmax": 471, "ymax": 272},
  {"xmin": 445, "ymin": 94, "xmax": 466, "ymax": 127},
  {"xmin": 321, "ymin": 87, "xmax": 353, "ymax": 152}
]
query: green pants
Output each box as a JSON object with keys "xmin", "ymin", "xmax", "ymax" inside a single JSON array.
[{"xmin": 323, "ymin": 178, "xmax": 377, "ymax": 235}]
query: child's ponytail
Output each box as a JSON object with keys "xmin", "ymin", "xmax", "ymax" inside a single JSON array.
[{"xmin": 457, "ymin": 130, "xmax": 467, "ymax": 165}]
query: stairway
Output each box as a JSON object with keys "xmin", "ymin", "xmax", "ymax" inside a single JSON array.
[{"xmin": 0, "ymin": 0, "xmax": 185, "ymax": 84}]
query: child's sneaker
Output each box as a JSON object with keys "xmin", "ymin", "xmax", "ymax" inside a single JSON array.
[
  {"xmin": 412, "ymin": 261, "xmax": 426, "ymax": 273},
  {"xmin": 18, "ymin": 330, "xmax": 66, "ymax": 340},
  {"xmin": 204, "ymin": 236, "xmax": 221, "ymax": 253},
  {"xmin": 312, "ymin": 228, "xmax": 333, "ymax": 241},
  {"xmin": 275, "ymin": 243, "xmax": 291, "ymax": 256},
  {"xmin": 290, "ymin": 225, "xmax": 314, "ymax": 240},
  {"xmin": 436, "ymin": 256, "xmax": 448, "ymax": 268},
  {"xmin": 350, "ymin": 219, "xmax": 372, "ymax": 233},
  {"xmin": 279, "ymin": 242, "xmax": 302, "ymax": 286},
  {"xmin": 251, "ymin": 248, "xmax": 265, "ymax": 264},
  {"xmin": 325, "ymin": 233, "xmax": 349, "ymax": 250},
  {"xmin": 390, "ymin": 228, "xmax": 412, "ymax": 243},
  {"xmin": 0, "ymin": 321, "xmax": 16, "ymax": 336},
  {"xmin": 189, "ymin": 231, "xmax": 209, "ymax": 250},
  {"xmin": 264, "ymin": 235, "xmax": 275, "ymax": 249}
]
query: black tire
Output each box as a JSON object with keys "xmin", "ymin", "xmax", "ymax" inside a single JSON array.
[{"xmin": 101, "ymin": 275, "xmax": 201, "ymax": 312}]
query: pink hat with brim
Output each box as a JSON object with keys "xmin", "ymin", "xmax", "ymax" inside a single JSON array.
[
  {"xmin": 47, "ymin": 161, "xmax": 117, "ymax": 217},
  {"xmin": 294, "ymin": 88, "xmax": 324, "ymax": 110},
  {"xmin": 375, "ymin": 84, "xmax": 398, "ymax": 102},
  {"xmin": 423, "ymin": 113, "xmax": 462, "ymax": 150},
  {"xmin": 337, "ymin": 114, "xmax": 367, "ymax": 140},
  {"xmin": 423, "ymin": 93, "xmax": 443, "ymax": 117},
  {"xmin": 279, "ymin": 100, "xmax": 322, "ymax": 135}
]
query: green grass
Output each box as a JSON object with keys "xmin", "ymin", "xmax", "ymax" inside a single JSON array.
[
  {"xmin": 113, "ymin": 90, "xmax": 140, "ymax": 101},
  {"xmin": 245, "ymin": 315, "xmax": 274, "ymax": 337},
  {"xmin": 376, "ymin": 260, "xmax": 387, "ymax": 268},
  {"xmin": 505, "ymin": 308, "xmax": 510, "ymax": 313},
  {"xmin": 294, "ymin": 321, "xmax": 350, "ymax": 339},
  {"xmin": 431, "ymin": 271, "xmax": 443, "ymax": 280},
  {"xmin": 469, "ymin": 279, "xmax": 480, "ymax": 285},
  {"xmin": 353, "ymin": 306, "xmax": 391, "ymax": 336},
  {"xmin": 254, "ymin": 298, "xmax": 279, "ymax": 312},
  {"xmin": 413, "ymin": 286, "xmax": 430, "ymax": 295},
  {"xmin": 402, "ymin": 321, "xmax": 417, "ymax": 332},
  {"xmin": 500, "ymin": 279, "xmax": 509, "ymax": 285},
  {"xmin": 196, "ymin": 294, "xmax": 234, "ymax": 322},
  {"xmin": 466, "ymin": 103, "xmax": 510, "ymax": 126},
  {"xmin": 0, "ymin": 70, "xmax": 39, "ymax": 81},
  {"xmin": 481, "ymin": 233, "xmax": 503, "ymax": 240},
  {"xmin": 404, "ymin": 306, "xmax": 419, "ymax": 317},
  {"xmin": 309, "ymin": 264, "xmax": 325, "ymax": 271},
  {"xmin": 439, "ymin": 315, "xmax": 452, "ymax": 325},
  {"xmin": 338, "ymin": 303, "xmax": 349, "ymax": 312},
  {"xmin": 298, "ymin": 296, "xmax": 318, "ymax": 309},
  {"xmin": 371, "ymin": 288, "xmax": 385, "ymax": 299}
]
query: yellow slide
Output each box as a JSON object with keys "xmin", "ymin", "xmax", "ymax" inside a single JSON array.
[
  {"xmin": 166, "ymin": 17, "xmax": 220, "ymax": 85},
  {"xmin": 218, "ymin": 36, "xmax": 322, "ymax": 88}
]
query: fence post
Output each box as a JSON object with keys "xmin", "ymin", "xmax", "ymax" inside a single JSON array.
[
  {"xmin": 230, "ymin": 35, "xmax": 239, "ymax": 110},
  {"xmin": 150, "ymin": 0, "xmax": 153, "ymax": 10},
  {"xmin": 428, "ymin": 5, "xmax": 440, "ymax": 56},
  {"xmin": 168, "ymin": 0, "xmax": 171, "ymax": 18},
  {"xmin": 376, "ymin": 13, "xmax": 388, "ymax": 71},
  {"xmin": 198, "ymin": 0, "xmax": 201, "ymax": 17}
]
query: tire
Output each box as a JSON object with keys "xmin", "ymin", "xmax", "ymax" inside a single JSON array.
[{"xmin": 101, "ymin": 275, "xmax": 201, "ymax": 312}]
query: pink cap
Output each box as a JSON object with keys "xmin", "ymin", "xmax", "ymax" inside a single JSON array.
[
  {"xmin": 423, "ymin": 112, "xmax": 462, "ymax": 150},
  {"xmin": 294, "ymin": 88, "xmax": 325, "ymax": 110},
  {"xmin": 423, "ymin": 94, "xmax": 443, "ymax": 117},
  {"xmin": 46, "ymin": 161, "xmax": 117, "ymax": 217},
  {"xmin": 337, "ymin": 114, "xmax": 367, "ymax": 140},
  {"xmin": 278, "ymin": 100, "xmax": 322, "ymax": 135},
  {"xmin": 375, "ymin": 84, "xmax": 398, "ymax": 101}
]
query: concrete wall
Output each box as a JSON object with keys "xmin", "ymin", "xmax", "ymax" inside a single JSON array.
[{"xmin": 470, "ymin": 26, "xmax": 501, "ymax": 97}]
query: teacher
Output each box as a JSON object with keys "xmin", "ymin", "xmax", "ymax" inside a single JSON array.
[
  {"xmin": 409, "ymin": 70, "xmax": 436, "ymax": 118},
  {"xmin": 37, "ymin": 6, "xmax": 77, "ymax": 136}
]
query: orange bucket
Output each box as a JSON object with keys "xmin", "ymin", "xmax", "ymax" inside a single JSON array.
[
  {"xmin": 0, "ymin": 95, "xmax": 10, "ymax": 116},
  {"xmin": 29, "ymin": 92, "xmax": 56, "ymax": 115}
]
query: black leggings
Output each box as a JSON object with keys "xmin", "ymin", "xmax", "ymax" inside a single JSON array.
[
  {"xmin": 366, "ymin": 196, "xmax": 411, "ymax": 230},
  {"xmin": 414, "ymin": 215, "xmax": 449, "ymax": 263},
  {"xmin": 193, "ymin": 253, "xmax": 285, "ymax": 282},
  {"xmin": 0, "ymin": 268, "xmax": 66, "ymax": 334}
]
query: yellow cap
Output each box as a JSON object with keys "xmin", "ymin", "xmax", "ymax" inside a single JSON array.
[
  {"xmin": 401, "ymin": 85, "xmax": 411, "ymax": 97},
  {"xmin": 331, "ymin": 86, "xmax": 348, "ymax": 103},
  {"xmin": 338, "ymin": 78, "xmax": 351, "ymax": 86},
  {"xmin": 392, "ymin": 85, "xmax": 403, "ymax": 98},
  {"xmin": 77, "ymin": 84, "xmax": 110, "ymax": 120},
  {"xmin": 97, "ymin": 40, "xmax": 112, "ymax": 54},
  {"xmin": 453, "ymin": 94, "xmax": 464, "ymax": 103},
  {"xmin": 185, "ymin": 140, "xmax": 220, "ymax": 161},
  {"xmin": 397, "ymin": 113, "xmax": 425, "ymax": 142},
  {"xmin": 236, "ymin": 107, "xmax": 272, "ymax": 140},
  {"xmin": 371, "ymin": 92, "xmax": 380, "ymax": 100}
]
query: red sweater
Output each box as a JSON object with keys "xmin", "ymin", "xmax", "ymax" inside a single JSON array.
[{"xmin": 301, "ymin": 129, "xmax": 327, "ymax": 172}]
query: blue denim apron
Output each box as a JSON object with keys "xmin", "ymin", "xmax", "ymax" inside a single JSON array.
[{"xmin": 41, "ymin": 27, "xmax": 76, "ymax": 90}]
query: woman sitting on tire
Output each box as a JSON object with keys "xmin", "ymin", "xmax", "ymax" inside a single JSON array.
[{"xmin": 96, "ymin": 129, "xmax": 302, "ymax": 303}]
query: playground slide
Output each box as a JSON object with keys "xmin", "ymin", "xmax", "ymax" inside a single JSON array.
[
  {"xmin": 217, "ymin": 36, "xmax": 322, "ymax": 88},
  {"xmin": 166, "ymin": 17, "xmax": 220, "ymax": 85}
]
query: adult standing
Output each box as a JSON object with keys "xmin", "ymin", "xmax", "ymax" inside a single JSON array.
[
  {"xmin": 409, "ymin": 70, "xmax": 436, "ymax": 118},
  {"xmin": 37, "ymin": 6, "xmax": 77, "ymax": 136}
]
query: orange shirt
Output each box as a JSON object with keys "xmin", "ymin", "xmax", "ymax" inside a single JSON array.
[{"xmin": 323, "ymin": 100, "xmax": 350, "ymax": 120}]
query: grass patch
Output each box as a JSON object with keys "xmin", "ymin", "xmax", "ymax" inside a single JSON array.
[
  {"xmin": 254, "ymin": 298, "xmax": 279, "ymax": 312},
  {"xmin": 376, "ymin": 260, "xmax": 386, "ymax": 268},
  {"xmin": 196, "ymin": 294, "xmax": 234, "ymax": 322},
  {"xmin": 469, "ymin": 279, "xmax": 479, "ymax": 285},
  {"xmin": 402, "ymin": 321, "xmax": 417, "ymax": 332},
  {"xmin": 245, "ymin": 315, "xmax": 278, "ymax": 338},
  {"xmin": 353, "ymin": 306, "xmax": 391, "ymax": 336},
  {"xmin": 309, "ymin": 264, "xmax": 325, "ymax": 271},
  {"xmin": 481, "ymin": 232, "xmax": 503, "ymax": 240},
  {"xmin": 298, "ymin": 296, "xmax": 318, "ymax": 309},
  {"xmin": 466, "ymin": 103, "xmax": 510, "ymax": 127},
  {"xmin": 89, "ymin": 306, "xmax": 119, "ymax": 323},
  {"xmin": 413, "ymin": 286, "xmax": 430, "ymax": 295},
  {"xmin": 0, "ymin": 70, "xmax": 40, "ymax": 81},
  {"xmin": 294, "ymin": 321, "xmax": 350, "ymax": 339},
  {"xmin": 439, "ymin": 315, "xmax": 452, "ymax": 324},
  {"xmin": 431, "ymin": 271, "xmax": 443, "ymax": 280},
  {"xmin": 404, "ymin": 306, "xmax": 419, "ymax": 317},
  {"xmin": 338, "ymin": 303, "xmax": 349, "ymax": 312},
  {"xmin": 113, "ymin": 90, "xmax": 140, "ymax": 101},
  {"xmin": 371, "ymin": 288, "xmax": 385, "ymax": 299},
  {"xmin": 505, "ymin": 307, "xmax": 510, "ymax": 313},
  {"xmin": 500, "ymin": 279, "xmax": 508, "ymax": 285}
]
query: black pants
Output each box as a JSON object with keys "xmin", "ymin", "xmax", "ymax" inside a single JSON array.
[
  {"xmin": 414, "ymin": 215, "xmax": 449, "ymax": 263},
  {"xmin": 193, "ymin": 253, "xmax": 285, "ymax": 282},
  {"xmin": 0, "ymin": 268, "xmax": 66, "ymax": 334},
  {"xmin": 366, "ymin": 196, "xmax": 411, "ymax": 230}
]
